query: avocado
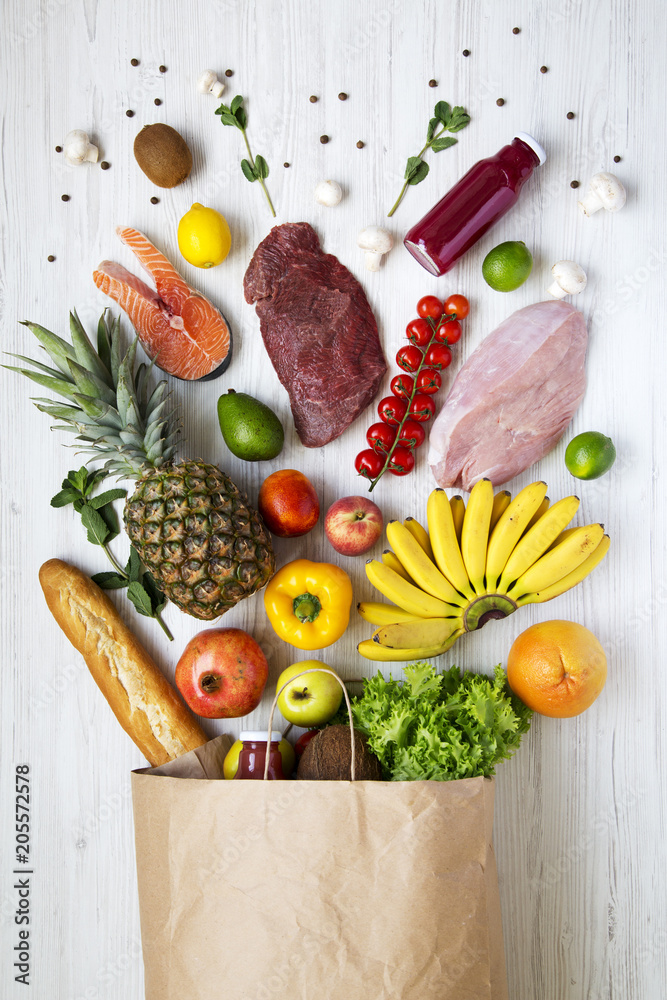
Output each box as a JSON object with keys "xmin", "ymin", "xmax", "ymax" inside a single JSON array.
[{"xmin": 217, "ymin": 389, "xmax": 284, "ymax": 461}]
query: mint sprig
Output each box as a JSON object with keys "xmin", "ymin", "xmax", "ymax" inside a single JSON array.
[
  {"xmin": 51, "ymin": 467, "xmax": 172, "ymax": 640},
  {"xmin": 387, "ymin": 102, "xmax": 470, "ymax": 217},
  {"xmin": 215, "ymin": 96, "xmax": 276, "ymax": 217}
]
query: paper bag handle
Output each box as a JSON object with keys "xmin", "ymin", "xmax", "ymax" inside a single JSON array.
[{"xmin": 265, "ymin": 669, "xmax": 356, "ymax": 781}]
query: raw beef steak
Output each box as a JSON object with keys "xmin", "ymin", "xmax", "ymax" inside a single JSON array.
[
  {"xmin": 428, "ymin": 300, "xmax": 588, "ymax": 490},
  {"xmin": 244, "ymin": 223, "xmax": 387, "ymax": 447}
]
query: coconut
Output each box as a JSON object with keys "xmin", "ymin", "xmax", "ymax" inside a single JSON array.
[
  {"xmin": 133, "ymin": 124, "xmax": 193, "ymax": 188},
  {"xmin": 296, "ymin": 725, "xmax": 382, "ymax": 781}
]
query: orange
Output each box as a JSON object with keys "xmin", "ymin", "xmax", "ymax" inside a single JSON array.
[
  {"xmin": 257, "ymin": 469, "xmax": 320, "ymax": 538},
  {"xmin": 506, "ymin": 620, "xmax": 607, "ymax": 718}
]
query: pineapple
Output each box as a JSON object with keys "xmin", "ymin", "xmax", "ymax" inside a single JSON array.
[{"xmin": 7, "ymin": 310, "xmax": 275, "ymax": 620}]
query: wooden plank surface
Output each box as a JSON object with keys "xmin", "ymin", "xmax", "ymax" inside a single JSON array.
[{"xmin": 1, "ymin": 0, "xmax": 665, "ymax": 996}]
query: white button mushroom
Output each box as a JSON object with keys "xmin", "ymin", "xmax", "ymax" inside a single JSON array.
[
  {"xmin": 547, "ymin": 261, "xmax": 588, "ymax": 298},
  {"xmin": 314, "ymin": 180, "xmax": 343, "ymax": 207},
  {"xmin": 197, "ymin": 70, "xmax": 225, "ymax": 99},
  {"xmin": 357, "ymin": 227, "xmax": 394, "ymax": 271},
  {"xmin": 63, "ymin": 130, "xmax": 98, "ymax": 166},
  {"xmin": 578, "ymin": 172, "xmax": 626, "ymax": 216}
]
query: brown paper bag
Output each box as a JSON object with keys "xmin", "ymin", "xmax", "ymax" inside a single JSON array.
[{"xmin": 131, "ymin": 733, "xmax": 508, "ymax": 1000}]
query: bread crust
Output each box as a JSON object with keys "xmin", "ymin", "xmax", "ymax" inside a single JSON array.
[{"xmin": 39, "ymin": 558, "xmax": 208, "ymax": 765}]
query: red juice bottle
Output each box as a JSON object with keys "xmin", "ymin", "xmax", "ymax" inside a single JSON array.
[{"xmin": 403, "ymin": 132, "xmax": 546, "ymax": 276}]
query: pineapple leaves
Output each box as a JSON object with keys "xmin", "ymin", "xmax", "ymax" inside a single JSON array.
[
  {"xmin": 70, "ymin": 310, "xmax": 114, "ymax": 388},
  {"xmin": 18, "ymin": 320, "xmax": 78, "ymax": 376}
]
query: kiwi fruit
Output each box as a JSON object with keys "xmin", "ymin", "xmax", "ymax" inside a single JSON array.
[
  {"xmin": 133, "ymin": 124, "xmax": 192, "ymax": 188},
  {"xmin": 297, "ymin": 725, "xmax": 382, "ymax": 781}
]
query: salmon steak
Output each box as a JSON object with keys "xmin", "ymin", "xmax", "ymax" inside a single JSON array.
[
  {"xmin": 93, "ymin": 227, "xmax": 232, "ymax": 381},
  {"xmin": 428, "ymin": 300, "xmax": 588, "ymax": 490}
]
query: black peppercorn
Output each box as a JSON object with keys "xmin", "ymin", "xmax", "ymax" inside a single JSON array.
[
  {"xmin": 428, "ymin": 79, "xmax": 437, "ymax": 87},
  {"xmin": 159, "ymin": 65, "xmax": 167, "ymax": 73},
  {"xmin": 462, "ymin": 49, "xmax": 470, "ymax": 56},
  {"xmin": 154, "ymin": 98, "xmax": 162, "ymax": 105},
  {"xmin": 496, "ymin": 98, "xmax": 505, "ymax": 106},
  {"xmin": 570, "ymin": 180, "xmax": 580, "ymax": 188},
  {"xmin": 613, "ymin": 155, "xmax": 621, "ymax": 163},
  {"xmin": 320, "ymin": 134, "xmax": 329, "ymax": 144},
  {"xmin": 309, "ymin": 95, "xmax": 318, "ymax": 103},
  {"xmin": 100, "ymin": 161, "xmax": 110, "ymax": 170},
  {"xmin": 567, "ymin": 111, "xmax": 575, "ymax": 119},
  {"xmin": 55, "ymin": 145, "xmax": 62, "ymax": 153},
  {"xmin": 126, "ymin": 109, "xmax": 134, "ymax": 117},
  {"xmin": 47, "ymin": 255, "xmax": 56, "ymax": 262},
  {"xmin": 338, "ymin": 92, "xmax": 348, "ymax": 100},
  {"xmin": 512, "ymin": 26, "xmax": 521, "ymax": 34},
  {"xmin": 540, "ymin": 65, "xmax": 548, "ymax": 73},
  {"xmin": 61, "ymin": 194, "xmax": 70, "ymax": 202},
  {"xmin": 356, "ymin": 140, "xmax": 365, "ymax": 148},
  {"xmin": 150, "ymin": 196, "xmax": 159, "ymax": 204},
  {"xmin": 225, "ymin": 69, "xmax": 233, "ymax": 77},
  {"xmin": 130, "ymin": 58, "xmax": 139, "ymax": 66},
  {"xmin": 284, "ymin": 162, "xmax": 290, "ymax": 168}
]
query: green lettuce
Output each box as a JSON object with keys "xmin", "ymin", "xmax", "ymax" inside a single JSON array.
[{"xmin": 338, "ymin": 663, "xmax": 531, "ymax": 782}]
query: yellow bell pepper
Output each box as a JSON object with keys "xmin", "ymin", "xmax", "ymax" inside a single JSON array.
[{"xmin": 264, "ymin": 558, "xmax": 353, "ymax": 650}]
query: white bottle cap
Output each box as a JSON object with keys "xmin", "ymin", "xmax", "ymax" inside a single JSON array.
[
  {"xmin": 514, "ymin": 131, "xmax": 547, "ymax": 165},
  {"xmin": 240, "ymin": 731, "xmax": 283, "ymax": 743}
]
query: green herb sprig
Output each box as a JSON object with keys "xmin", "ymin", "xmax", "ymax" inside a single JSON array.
[
  {"xmin": 215, "ymin": 96, "xmax": 276, "ymax": 217},
  {"xmin": 387, "ymin": 102, "xmax": 471, "ymax": 217},
  {"xmin": 51, "ymin": 467, "xmax": 172, "ymax": 640}
]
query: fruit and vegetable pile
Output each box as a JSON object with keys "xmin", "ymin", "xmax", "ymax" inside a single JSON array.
[{"xmin": 8, "ymin": 60, "xmax": 627, "ymax": 788}]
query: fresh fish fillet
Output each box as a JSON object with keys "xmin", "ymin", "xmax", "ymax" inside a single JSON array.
[
  {"xmin": 93, "ymin": 227, "xmax": 232, "ymax": 381},
  {"xmin": 428, "ymin": 300, "xmax": 588, "ymax": 490}
]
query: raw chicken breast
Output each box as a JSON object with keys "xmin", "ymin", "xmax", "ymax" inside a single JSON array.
[{"xmin": 428, "ymin": 300, "xmax": 588, "ymax": 490}]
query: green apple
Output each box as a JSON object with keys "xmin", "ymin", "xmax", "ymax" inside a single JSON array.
[
  {"xmin": 276, "ymin": 661, "xmax": 343, "ymax": 726},
  {"xmin": 223, "ymin": 738, "xmax": 296, "ymax": 779}
]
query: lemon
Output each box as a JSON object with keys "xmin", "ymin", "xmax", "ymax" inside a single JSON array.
[
  {"xmin": 177, "ymin": 203, "xmax": 231, "ymax": 268},
  {"xmin": 565, "ymin": 432, "xmax": 616, "ymax": 480},
  {"xmin": 482, "ymin": 240, "xmax": 533, "ymax": 292}
]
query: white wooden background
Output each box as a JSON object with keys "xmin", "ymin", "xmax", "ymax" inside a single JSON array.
[{"xmin": 1, "ymin": 0, "xmax": 665, "ymax": 996}]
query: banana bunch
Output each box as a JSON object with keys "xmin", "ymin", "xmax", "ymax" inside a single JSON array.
[{"xmin": 358, "ymin": 480, "xmax": 610, "ymax": 661}]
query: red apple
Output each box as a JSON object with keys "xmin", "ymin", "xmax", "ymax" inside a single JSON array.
[
  {"xmin": 175, "ymin": 628, "xmax": 268, "ymax": 719},
  {"xmin": 324, "ymin": 495, "xmax": 384, "ymax": 556},
  {"xmin": 294, "ymin": 730, "xmax": 320, "ymax": 759}
]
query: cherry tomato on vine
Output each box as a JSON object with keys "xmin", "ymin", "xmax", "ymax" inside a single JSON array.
[
  {"xmin": 444, "ymin": 294, "xmax": 469, "ymax": 319},
  {"xmin": 390, "ymin": 374, "xmax": 415, "ymax": 398},
  {"xmin": 397, "ymin": 420, "xmax": 426, "ymax": 449},
  {"xmin": 378, "ymin": 396, "xmax": 408, "ymax": 425},
  {"xmin": 424, "ymin": 343, "xmax": 453, "ymax": 370},
  {"xmin": 408, "ymin": 394, "xmax": 436, "ymax": 422},
  {"xmin": 388, "ymin": 447, "xmax": 415, "ymax": 476},
  {"xmin": 405, "ymin": 317, "xmax": 432, "ymax": 346},
  {"xmin": 417, "ymin": 295, "xmax": 444, "ymax": 320},
  {"xmin": 434, "ymin": 319, "xmax": 462, "ymax": 345},
  {"xmin": 416, "ymin": 368, "xmax": 442, "ymax": 394},
  {"xmin": 366, "ymin": 422, "xmax": 397, "ymax": 454},
  {"xmin": 396, "ymin": 345, "xmax": 424, "ymax": 373},
  {"xmin": 355, "ymin": 449, "xmax": 385, "ymax": 479}
]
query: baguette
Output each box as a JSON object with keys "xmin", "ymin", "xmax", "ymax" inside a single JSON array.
[{"xmin": 39, "ymin": 558, "xmax": 208, "ymax": 766}]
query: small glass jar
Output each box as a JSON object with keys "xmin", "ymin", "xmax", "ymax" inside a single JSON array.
[{"xmin": 235, "ymin": 731, "xmax": 287, "ymax": 780}]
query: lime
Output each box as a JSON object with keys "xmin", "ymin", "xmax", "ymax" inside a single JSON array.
[
  {"xmin": 177, "ymin": 203, "xmax": 231, "ymax": 268},
  {"xmin": 565, "ymin": 432, "xmax": 616, "ymax": 480},
  {"xmin": 482, "ymin": 240, "xmax": 533, "ymax": 292}
]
